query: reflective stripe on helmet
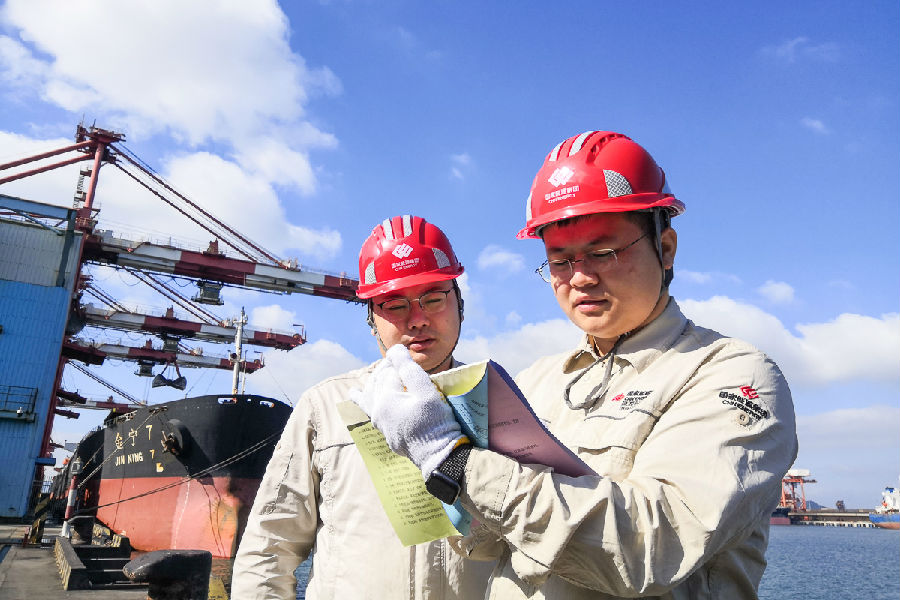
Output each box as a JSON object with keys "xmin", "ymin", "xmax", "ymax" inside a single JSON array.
[{"xmin": 569, "ymin": 131, "xmax": 596, "ymax": 156}]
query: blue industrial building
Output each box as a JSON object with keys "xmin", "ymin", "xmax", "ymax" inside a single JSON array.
[{"xmin": 0, "ymin": 195, "xmax": 81, "ymax": 518}]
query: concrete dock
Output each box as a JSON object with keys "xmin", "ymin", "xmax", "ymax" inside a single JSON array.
[{"xmin": 0, "ymin": 524, "xmax": 147, "ymax": 599}]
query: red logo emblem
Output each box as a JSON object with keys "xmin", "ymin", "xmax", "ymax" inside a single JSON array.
[
  {"xmin": 740, "ymin": 386, "xmax": 759, "ymax": 400},
  {"xmin": 611, "ymin": 394, "xmax": 624, "ymax": 402}
]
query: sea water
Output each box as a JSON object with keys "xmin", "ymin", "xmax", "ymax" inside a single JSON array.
[
  {"xmin": 759, "ymin": 525, "xmax": 899, "ymax": 600},
  {"xmin": 294, "ymin": 526, "xmax": 899, "ymax": 599}
]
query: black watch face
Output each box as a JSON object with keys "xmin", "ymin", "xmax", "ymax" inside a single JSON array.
[{"xmin": 426, "ymin": 471, "xmax": 460, "ymax": 505}]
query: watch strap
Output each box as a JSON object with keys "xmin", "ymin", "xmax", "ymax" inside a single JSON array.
[{"xmin": 438, "ymin": 443, "xmax": 472, "ymax": 483}]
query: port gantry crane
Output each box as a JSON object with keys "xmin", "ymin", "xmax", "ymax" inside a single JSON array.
[
  {"xmin": 780, "ymin": 468, "xmax": 817, "ymax": 511},
  {"xmin": 0, "ymin": 123, "xmax": 361, "ymax": 465}
]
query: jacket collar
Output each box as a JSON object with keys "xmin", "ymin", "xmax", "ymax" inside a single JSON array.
[{"xmin": 562, "ymin": 298, "xmax": 688, "ymax": 374}]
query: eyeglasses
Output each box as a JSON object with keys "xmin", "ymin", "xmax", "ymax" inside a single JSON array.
[
  {"xmin": 536, "ymin": 232, "xmax": 649, "ymax": 283},
  {"xmin": 373, "ymin": 288, "xmax": 454, "ymax": 320}
]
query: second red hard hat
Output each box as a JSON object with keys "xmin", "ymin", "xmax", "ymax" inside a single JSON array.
[{"xmin": 518, "ymin": 131, "xmax": 685, "ymax": 239}]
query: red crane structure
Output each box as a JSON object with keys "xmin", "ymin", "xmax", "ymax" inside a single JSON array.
[
  {"xmin": 1, "ymin": 123, "xmax": 361, "ymax": 469},
  {"xmin": 780, "ymin": 468, "xmax": 817, "ymax": 511}
]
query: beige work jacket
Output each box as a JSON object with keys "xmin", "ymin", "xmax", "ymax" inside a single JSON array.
[
  {"xmin": 456, "ymin": 300, "xmax": 798, "ymax": 599},
  {"xmin": 232, "ymin": 362, "xmax": 494, "ymax": 600}
]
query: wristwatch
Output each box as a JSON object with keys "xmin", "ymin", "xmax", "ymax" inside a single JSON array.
[{"xmin": 425, "ymin": 443, "xmax": 472, "ymax": 505}]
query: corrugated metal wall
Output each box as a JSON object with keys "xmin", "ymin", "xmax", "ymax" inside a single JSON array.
[{"xmin": 0, "ymin": 212, "xmax": 81, "ymax": 518}]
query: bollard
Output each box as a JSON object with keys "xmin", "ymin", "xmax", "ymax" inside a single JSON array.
[
  {"xmin": 59, "ymin": 476, "xmax": 79, "ymax": 538},
  {"xmin": 123, "ymin": 549, "xmax": 212, "ymax": 600}
]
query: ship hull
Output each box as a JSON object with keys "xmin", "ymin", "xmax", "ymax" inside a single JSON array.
[
  {"xmin": 60, "ymin": 394, "xmax": 290, "ymax": 558},
  {"xmin": 868, "ymin": 513, "xmax": 900, "ymax": 530},
  {"xmin": 96, "ymin": 475, "xmax": 261, "ymax": 557},
  {"xmin": 770, "ymin": 506, "xmax": 791, "ymax": 526}
]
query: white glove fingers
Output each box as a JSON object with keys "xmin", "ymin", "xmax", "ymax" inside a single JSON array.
[{"xmin": 386, "ymin": 344, "xmax": 439, "ymax": 394}]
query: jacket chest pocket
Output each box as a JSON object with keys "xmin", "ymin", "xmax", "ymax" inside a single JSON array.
[{"xmin": 571, "ymin": 408, "xmax": 660, "ymax": 480}]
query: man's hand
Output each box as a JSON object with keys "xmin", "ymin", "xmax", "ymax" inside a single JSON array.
[{"xmin": 351, "ymin": 344, "xmax": 465, "ymax": 478}]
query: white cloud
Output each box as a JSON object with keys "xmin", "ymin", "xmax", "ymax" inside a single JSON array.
[
  {"xmin": 455, "ymin": 272, "xmax": 472, "ymax": 297},
  {"xmin": 797, "ymin": 405, "xmax": 900, "ymax": 452},
  {"xmin": 0, "ymin": 130, "xmax": 342, "ymax": 262},
  {"xmin": 233, "ymin": 137, "xmax": 328, "ymax": 195},
  {"xmin": 392, "ymin": 26, "xmax": 417, "ymax": 52},
  {"xmin": 757, "ymin": 280, "xmax": 795, "ymax": 304},
  {"xmin": 800, "ymin": 117, "xmax": 831, "ymax": 135},
  {"xmin": 762, "ymin": 37, "xmax": 840, "ymax": 63},
  {"xmin": 456, "ymin": 318, "xmax": 582, "ymax": 376},
  {"xmin": 505, "ymin": 311, "xmax": 522, "ymax": 328},
  {"xmin": 250, "ymin": 305, "xmax": 298, "ymax": 332},
  {"xmin": 248, "ymin": 339, "xmax": 367, "ymax": 403},
  {"xmin": 0, "ymin": 0, "xmax": 339, "ymax": 193},
  {"xmin": 679, "ymin": 270, "xmax": 713, "ymax": 284},
  {"xmin": 793, "ymin": 405, "xmax": 900, "ymax": 508},
  {"xmin": 477, "ymin": 245, "xmax": 525, "ymax": 273},
  {"xmin": 827, "ymin": 279, "xmax": 855, "ymax": 291},
  {"xmin": 92, "ymin": 149, "xmax": 342, "ymax": 260},
  {"xmin": 680, "ymin": 296, "xmax": 900, "ymax": 387},
  {"xmin": 0, "ymin": 131, "xmax": 82, "ymax": 204},
  {"xmin": 450, "ymin": 152, "xmax": 471, "ymax": 180},
  {"xmin": 0, "ymin": 35, "xmax": 48, "ymax": 91},
  {"xmin": 677, "ymin": 269, "xmax": 741, "ymax": 285}
]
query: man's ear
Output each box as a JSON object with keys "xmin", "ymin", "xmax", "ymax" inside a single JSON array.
[{"xmin": 660, "ymin": 227, "xmax": 677, "ymax": 271}]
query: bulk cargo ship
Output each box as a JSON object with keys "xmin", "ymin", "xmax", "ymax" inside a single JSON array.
[
  {"xmin": 868, "ymin": 485, "xmax": 900, "ymax": 530},
  {"xmin": 55, "ymin": 393, "xmax": 291, "ymax": 558},
  {"xmin": 2, "ymin": 124, "xmax": 360, "ymax": 558}
]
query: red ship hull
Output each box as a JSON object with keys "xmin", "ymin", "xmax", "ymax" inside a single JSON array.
[
  {"xmin": 55, "ymin": 394, "xmax": 291, "ymax": 559},
  {"xmin": 96, "ymin": 475, "xmax": 261, "ymax": 558}
]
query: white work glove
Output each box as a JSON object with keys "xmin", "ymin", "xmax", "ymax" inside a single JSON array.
[{"xmin": 351, "ymin": 344, "xmax": 465, "ymax": 478}]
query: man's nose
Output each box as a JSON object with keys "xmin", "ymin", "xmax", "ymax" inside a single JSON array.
[
  {"xmin": 406, "ymin": 301, "xmax": 429, "ymax": 328},
  {"xmin": 568, "ymin": 260, "xmax": 600, "ymax": 287}
]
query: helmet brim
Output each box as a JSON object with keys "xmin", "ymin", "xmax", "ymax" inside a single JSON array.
[
  {"xmin": 356, "ymin": 266, "xmax": 464, "ymax": 299},
  {"xmin": 517, "ymin": 195, "xmax": 685, "ymax": 239}
]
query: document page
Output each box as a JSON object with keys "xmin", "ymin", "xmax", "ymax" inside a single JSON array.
[
  {"xmin": 339, "ymin": 359, "xmax": 595, "ymax": 545},
  {"xmin": 336, "ymin": 401, "xmax": 460, "ymax": 546}
]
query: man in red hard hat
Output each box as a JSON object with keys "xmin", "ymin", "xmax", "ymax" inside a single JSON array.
[
  {"xmin": 355, "ymin": 132, "xmax": 798, "ymax": 599},
  {"xmin": 232, "ymin": 215, "xmax": 494, "ymax": 599}
]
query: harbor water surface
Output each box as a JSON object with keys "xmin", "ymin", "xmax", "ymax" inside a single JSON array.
[
  {"xmin": 759, "ymin": 525, "xmax": 899, "ymax": 600},
  {"xmin": 292, "ymin": 526, "xmax": 899, "ymax": 599}
]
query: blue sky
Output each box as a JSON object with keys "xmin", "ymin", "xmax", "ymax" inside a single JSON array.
[{"xmin": 1, "ymin": 1, "xmax": 897, "ymax": 508}]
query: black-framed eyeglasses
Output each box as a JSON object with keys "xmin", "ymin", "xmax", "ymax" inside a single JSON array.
[
  {"xmin": 373, "ymin": 288, "xmax": 454, "ymax": 320},
  {"xmin": 536, "ymin": 232, "xmax": 649, "ymax": 283}
]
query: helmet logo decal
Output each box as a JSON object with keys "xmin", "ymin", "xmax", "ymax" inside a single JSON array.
[
  {"xmin": 603, "ymin": 169, "xmax": 633, "ymax": 198},
  {"xmin": 392, "ymin": 243, "xmax": 414, "ymax": 259},
  {"xmin": 391, "ymin": 243, "xmax": 420, "ymax": 272},
  {"xmin": 548, "ymin": 166, "xmax": 575, "ymax": 188}
]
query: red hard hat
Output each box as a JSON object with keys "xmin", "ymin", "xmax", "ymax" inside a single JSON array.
[
  {"xmin": 357, "ymin": 215, "xmax": 464, "ymax": 299},
  {"xmin": 517, "ymin": 131, "xmax": 685, "ymax": 239}
]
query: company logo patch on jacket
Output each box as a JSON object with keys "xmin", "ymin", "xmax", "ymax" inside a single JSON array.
[
  {"xmin": 611, "ymin": 389, "xmax": 651, "ymax": 410},
  {"xmin": 720, "ymin": 387, "xmax": 770, "ymax": 424}
]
